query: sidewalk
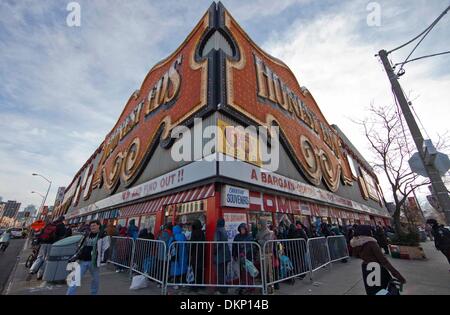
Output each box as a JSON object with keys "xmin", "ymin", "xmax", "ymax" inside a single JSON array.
[{"xmin": 5, "ymin": 240, "xmax": 450, "ymax": 295}]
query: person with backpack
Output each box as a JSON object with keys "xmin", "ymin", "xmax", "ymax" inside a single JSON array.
[
  {"xmin": 427, "ymin": 219, "xmax": 450, "ymax": 269},
  {"xmin": 66, "ymin": 220, "xmax": 110, "ymax": 295}
]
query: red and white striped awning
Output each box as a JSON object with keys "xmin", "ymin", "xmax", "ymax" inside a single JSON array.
[{"xmin": 119, "ymin": 183, "xmax": 215, "ymax": 218}]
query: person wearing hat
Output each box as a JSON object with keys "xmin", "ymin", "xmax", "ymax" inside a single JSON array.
[
  {"xmin": 426, "ymin": 219, "xmax": 450, "ymax": 268},
  {"xmin": 350, "ymin": 225, "xmax": 405, "ymax": 295}
]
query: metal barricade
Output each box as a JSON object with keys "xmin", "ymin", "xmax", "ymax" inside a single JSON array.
[
  {"xmin": 163, "ymin": 241, "xmax": 265, "ymax": 295},
  {"xmin": 131, "ymin": 239, "xmax": 167, "ymax": 288},
  {"xmin": 108, "ymin": 236, "xmax": 135, "ymax": 275},
  {"xmin": 327, "ymin": 235, "xmax": 349, "ymax": 263},
  {"xmin": 306, "ymin": 237, "xmax": 331, "ymax": 279},
  {"xmin": 263, "ymin": 238, "xmax": 309, "ymax": 292}
]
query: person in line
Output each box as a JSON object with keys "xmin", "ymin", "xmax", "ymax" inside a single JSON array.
[
  {"xmin": 66, "ymin": 220, "xmax": 110, "ymax": 295},
  {"xmin": 426, "ymin": 219, "xmax": 450, "ymax": 269},
  {"xmin": 155, "ymin": 224, "xmax": 173, "ymax": 285},
  {"xmin": 169, "ymin": 225, "xmax": 188, "ymax": 289},
  {"xmin": 214, "ymin": 218, "xmax": 231, "ymax": 294},
  {"xmin": 127, "ymin": 219, "xmax": 139, "ymax": 240},
  {"xmin": 256, "ymin": 219, "xmax": 276, "ymax": 294},
  {"xmin": 350, "ymin": 225, "xmax": 406, "ymax": 295},
  {"xmin": 138, "ymin": 228, "xmax": 154, "ymax": 240},
  {"xmin": 189, "ymin": 220, "xmax": 205, "ymax": 292},
  {"xmin": 285, "ymin": 224, "xmax": 304, "ymax": 284},
  {"xmin": 106, "ymin": 221, "xmax": 118, "ymax": 237},
  {"xmin": 118, "ymin": 225, "xmax": 127, "ymax": 237},
  {"xmin": 232, "ymin": 223, "xmax": 255, "ymax": 294}
]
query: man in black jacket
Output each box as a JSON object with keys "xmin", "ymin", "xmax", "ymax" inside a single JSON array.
[{"xmin": 427, "ymin": 219, "xmax": 450, "ymax": 268}]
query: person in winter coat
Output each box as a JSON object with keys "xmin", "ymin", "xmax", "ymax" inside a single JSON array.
[
  {"xmin": 106, "ymin": 222, "xmax": 118, "ymax": 237},
  {"xmin": 138, "ymin": 228, "xmax": 154, "ymax": 240},
  {"xmin": 232, "ymin": 223, "xmax": 255, "ymax": 293},
  {"xmin": 427, "ymin": 219, "xmax": 450, "ymax": 268},
  {"xmin": 285, "ymin": 224, "xmax": 306, "ymax": 283},
  {"xmin": 170, "ymin": 225, "xmax": 188, "ymax": 287},
  {"xmin": 350, "ymin": 225, "xmax": 406, "ymax": 295},
  {"xmin": 214, "ymin": 218, "xmax": 231, "ymax": 294},
  {"xmin": 127, "ymin": 219, "xmax": 139, "ymax": 240},
  {"xmin": 118, "ymin": 225, "xmax": 127, "ymax": 237},
  {"xmin": 189, "ymin": 220, "xmax": 205, "ymax": 291},
  {"xmin": 67, "ymin": 220, "xmax": 110, "ymax": 295},
  {"xmin": 256, "ymin": 219, "xmax": 276, "ymax": 293},
  {"xmin": 320, "ymin": 222, "xmax": 332, "ymax": 237},
  {"xmin": 374, "ymin": 225, "xmax": 389, "ymax": 255}
]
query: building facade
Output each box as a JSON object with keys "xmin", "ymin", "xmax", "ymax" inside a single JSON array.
[
  {"xmin": 59, "ymin": 3, "xmax": 391, "ymax": 241},
  {"xmin": 1, "ymin": 200, "xmax": 21, "ymax": 219}
]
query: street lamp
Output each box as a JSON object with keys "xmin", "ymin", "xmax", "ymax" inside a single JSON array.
[{"xmin": 32, "ymin": 173, "xmax": 52, "ymax": 219}]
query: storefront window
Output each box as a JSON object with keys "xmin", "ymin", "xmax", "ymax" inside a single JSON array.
[
  {"xmin": 141, "ymin": 215, "xmax": 156, "ymax": 234},
  {"xmin": 117, "ymin": 218, "xmax": 126, "ymax": 227},
  {"xmin": 248, "ymin": 212, "xmax": 273, "ymax": 235}
]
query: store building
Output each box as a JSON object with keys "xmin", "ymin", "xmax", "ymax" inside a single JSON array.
[{"xmin": 59, "ymin": 2, "xmax": 391, "ymax": 241}]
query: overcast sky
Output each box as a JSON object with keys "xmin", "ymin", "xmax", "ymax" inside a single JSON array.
[{"xmin": 1, "ymin": 0, "xmax": 449, "ymax": 212}]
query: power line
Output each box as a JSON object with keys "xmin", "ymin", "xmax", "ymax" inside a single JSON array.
[
  {"xmin": 388, "ymin": 4, "xmax": 450, "ymax": 55},
  {"xmin": 394, "ymin": 51, "xmax": 450, "ymax": 67}
]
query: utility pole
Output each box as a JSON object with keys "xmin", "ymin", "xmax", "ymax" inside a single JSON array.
[{"xmin": 378, "ymin": 49, "xmax": 450, "ymax": 225}]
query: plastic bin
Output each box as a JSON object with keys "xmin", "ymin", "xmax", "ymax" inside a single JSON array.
[{"xmin": 42, "ymin": 235, "xmax": 83, "ymax": 282}]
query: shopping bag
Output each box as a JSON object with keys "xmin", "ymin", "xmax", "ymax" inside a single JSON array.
[
  {"xmin": 226, "ymin": 259, "xmax": 240, "ymax": 282},
  {"xmin": 130, "ymin": 275, "xmax": 149, "ymax": 290},
  {"xmin": 186, "ymin": 265, "xmax": 195, "ymax": 284},
  {"xmin": 244, "ymin": 259, "xmax": 259, "ymax": 278}
]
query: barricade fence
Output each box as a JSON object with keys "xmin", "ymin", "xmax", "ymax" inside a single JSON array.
[
  {"xmin": 262, "ymin": 239, "xmax": 309, "ymax": 291},
  {"xmin": 327, "ymin": 235, "xmax": 350, "ymax": 263},
  {"xmin": 107, "ymin": 235, "xmax": 350, "ymax": 294},
  {"xmin": 307, "ymin": 237, "xmax": 331, "ymax": 275},
  {"xmin": 163, "ymin": 241, "xmax": 266, "ymax": 295}
]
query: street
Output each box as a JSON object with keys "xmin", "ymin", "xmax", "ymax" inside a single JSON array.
[
  {"xmin": 0, "ymin": 238, "xmax": 25, "ymax": 294},
  {"xmin": 3, "ymin": 239, "xmax": 449, "ymax": 295}
]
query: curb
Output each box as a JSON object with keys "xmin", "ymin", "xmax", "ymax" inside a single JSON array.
[{"xmin": 3, "ymin": 238, "xmax": 29, "ymax": 295}]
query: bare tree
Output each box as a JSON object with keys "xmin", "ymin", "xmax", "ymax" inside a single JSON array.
[{"xmin": 360, "ymin": 104, "xmax": 432, "ymax": 234}]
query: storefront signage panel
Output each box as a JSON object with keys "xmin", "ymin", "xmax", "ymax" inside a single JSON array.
[
  {"xmin": 219, "ymin": 159, "xmax": 390, "ymax": 218},
  {"xmin": 221, "ymin": 185, "xmax": 250, "ymax": 208},
  {"xmin": 66, "ymin": 159, "xmax": 215, "ymax": 219}
]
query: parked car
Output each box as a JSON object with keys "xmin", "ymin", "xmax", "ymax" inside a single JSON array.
[{"xmin": 10, "ymin": 228, "xmax": 26, "ymax": 239}]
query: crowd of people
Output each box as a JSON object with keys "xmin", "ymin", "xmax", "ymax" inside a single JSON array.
[{"xmin": 24, "ymin": 214, "xmax": 449, "ymax": 296}]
